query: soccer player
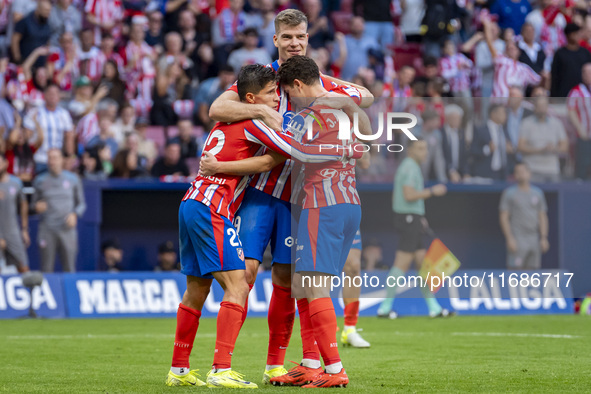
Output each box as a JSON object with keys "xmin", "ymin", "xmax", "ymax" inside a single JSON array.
[
  {"xmin": 277, "ymin": 55, "xmax": 363, "ymax": 388},
  {"xmin": 165, "ymin": 64, "xmax": 361, "ymax": 388},
  {"xmin": 0, "ymin": 153, "xmax": 30, "ymax": 274},
  {"xmin": 208, "ymin": 8, "xmax": 374, "ymax": 384},
  {"xmin": 377, "ymin": 139, "xmax": 451, "ymax": 319}
]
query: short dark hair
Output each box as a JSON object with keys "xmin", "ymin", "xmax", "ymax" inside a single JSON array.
[
  {"xmin": 236, "ymin": 64, "xmax": 276, "ymax": 101},
  {"xmin": 243, "ymin": 27, "xmax": 259, "ymax": 37},
  {"xmin": 274, "ymin": 9, "xmax": 308, "ymax": 33},
  {"xmin": 44, "ymin": 82, "xmax": 60, "ymax": 92},
  {"xmin": 277, "ymin": 55, "xmax": 319, "ymax": 87}
]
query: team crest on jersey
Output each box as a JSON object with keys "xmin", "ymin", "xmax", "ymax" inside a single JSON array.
[
  {"xmin": 282, "ymin": 110, "xmax": 295, "ymax": 132},
  {"xmin": 237, "ymin": 248, "xmax": 244, "ymax": 261}
]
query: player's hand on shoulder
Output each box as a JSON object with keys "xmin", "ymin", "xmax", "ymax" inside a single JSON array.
[
  {"xmin": 259, "ymin": 106, "xmax": 283, "ymax": 132},
  {"xmin": 431, "ymin": 184, "xmax": 447, "ymax": 197},
  {"xmin": 315, "ymin": 91, "xmax": 355, "ymax": 110},
  {"xmin": 198, "ymin": 151, "xmax": 219, "ymax": 177}
]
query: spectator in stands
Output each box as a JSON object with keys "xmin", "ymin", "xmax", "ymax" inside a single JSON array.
[
  {"xmin": 0, "ymin": 152, "xmax": 30, "ymax": 274},
  {"xmin": 68, "ymin": 77, "xmax": 109, "ymax": 121},
  {"xmin": 23, "ymin": 83, "xmax": 75, "ymax": 173},
  {"xmin": 470, "ymin": 103, "xmax": 509, "ymax": 180},
  {"xmin": 336, "ymin": 16, "xmax": 379, "ymax": 81},
  {"xmin": 399, "ymin": 0, "xmax": 425, "ymax": 43},
  {"xmin": 525, "ymin": 0, "xmax": 566, "ymax": 43},
  {"xmin": 112, "ymin": 104, "xmax": 136, "ymax": 146},
  {"xmin": 505, "ymin": 86, "xmax": 531, "ymax": 171},
  {"xmin": 353, "ymin": 0, "xmax": 394, "ymax": 50},
  {"xmin": 194, "ymin": 65, "xmax": 235, "ymax": 128},
  {"xmin": 178, "ymin": 8, "xmax": 214, "ymax": 81},
  {"xmin": 419, "ymin": 110, "xmax": 446, "ymax": 182},
  {"xmin": 551, "ymin": 23, "xmax": 591, "ymax": 97},
  {"xmin": 475, "ymin": 24, "xmax": 504, "ymax": 100},
  {"xmin": 123, "ymin": 132, "xmax": 150, "ymax": 172},
  {"xmin": 152, "ymin": 60, "xmax": 191, "ymax": 126},
  {"xmin": 48, "ymin": 0, "xmax": 82, "ymax": 47},
  {"xmin": 87, "ymin": 115, "xmax": 118, "ymax": 156},
  {"xmin": 100, "ymin": 239, "xmax": 124, "ymax": 272},
  {"xmin": 158, "ymin": 32, "xmax": 193, "ymax": 77},
  {"xmin": 442, "ymin": 104, "xmax": 468, "ymax": 183},
  {"xmin": 79, "ymin": 145, "xmax": 108, "ymax": 181},
  {"xmin": 227, "ymin": 27, "xmax": 272, "ymax": 73},
  {"xmin": 169, "ymin": 119, "xmax": 199, "ymax": 160},
  {"xmin": 212, "ymin": 0, "xmax": 249, "ymax": 66},
  {"xmin": 84, "ymin": 0, "xmax": 124, "ymax": 46},
  {"xmin": 46, "ymin": 31, "xmax": 80, "ymax": 95},
  {"xmin": 568, "ymin": 63, "xmax": 591, "ymax": 180},
  {"xmin": 499, "ymin": 162, "xmax": 549, "ymax": 270},
  {"xmin": 134, "ymin": 118, "xmax": 158, "ymax": 167},
  {"xmin": 483, "ymin": 17, "xmax": 541, "ymax": 98},
  {"xmin": 151, "ymin": 141, "xmax": 189, "ymax": 178},
  {"xmin": 33, "ymin": 148, "xmax": 86, "ymax": 272},
  {"xmin": 154, "ymin": 240, "xmax": 180, "ymax": 271},
  {"xmin": 517, "ymin": 96, "xmax": 567, "ymax": 183},
  {"xmin": 76, "ymin": 98, "xmax": 118, "ymax": 151},
  {"xmin": 98, "ymin": 60, "xmax": 126, "ymax": 108},
  {"xmin": 302, "ymin": 0, "xmax": 334, "ymax": 49},
  {"xmin": 490, "ymin": 0, "xmax": 531, "ymax": 34},
  {"xmin": 110, "ymin": 148, "xmax": 146, "ymax": 178},
  {"xmin": 11, "ymin": 0, "xmax": 52, "ymax": 65},
  {"xmin": 518, "ymin": 22, "xmax": 547, "ymax": 76},
  {"xmin": 440, "ymin": 39, "xmax": 473, "ymax": 109},
  {"xmin": 145, "ymin": 10, "xmax": 165, "ymax": 51},
  {"xmin": 420, "ymin": 0, "xmax": 464, "ymax": 58},
  {"xmin": 11, "ymin": 0, "xmax": 37, "ymax": 24},
  {"xmin": 4, "ymin": 115, "xmax": 42, "ymax": 183}
]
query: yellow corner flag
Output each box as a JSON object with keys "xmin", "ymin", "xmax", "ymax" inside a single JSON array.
[{"xmin": 419, "ymin": 238, "xmax": 461, "ymax": 293}]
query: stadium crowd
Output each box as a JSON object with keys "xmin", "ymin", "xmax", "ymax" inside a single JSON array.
[
  {"xmin": 1, "ymin": 0, "xmax": 591, "ymax": 274},
  {"xmin": 0, "ymin": 0, "xmax": 590, "ymax": 185}
]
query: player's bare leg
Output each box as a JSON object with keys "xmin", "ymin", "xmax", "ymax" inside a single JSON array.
[
  {"xmin": 341, "ymin": 248, "xmax": 370, "ymax": 347},
  {"xmin": 167, "ymin": 275, "xmax": 212, "ymax": 386},
  {"xmin": 377, "ymin": 250, "xmax": 414, "ymax": 318},
  {"xmin": 240, "ymin": 258, "xmax": 259, "ymax": 328}
]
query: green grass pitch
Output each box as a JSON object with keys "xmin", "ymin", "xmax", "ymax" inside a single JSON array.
[{"xmin": 1, "ymin": 315, "xmax": 590, "ymax": 393}]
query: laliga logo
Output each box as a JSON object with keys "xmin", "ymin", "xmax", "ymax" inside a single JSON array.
[
  {"xmin": 320, "ymin": 168, "xmax": 338, "ymax": 178},
  {"xmin": 304, "ymin": 110, "xmax": 418, "ymax": 142}
]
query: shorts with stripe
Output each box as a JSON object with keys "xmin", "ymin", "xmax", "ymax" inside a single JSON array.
[
  {"xmin": 295, "ymin": 204, "xmax": 362, "ymax": 276},
  {"xmin": 350, "ymin": 229, "xmax": 362, "ymax": 251},
  {"xmin": 179, "ymin": 199, "xmax": 245, "ymax": 279}
]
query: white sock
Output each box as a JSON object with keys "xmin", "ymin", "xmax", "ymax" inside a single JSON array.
[
  {"xmin": 325, "ymin": 362, "xmax": 343, "ymax": 374},
  {"xmin": 344, "ymin": 325, "xmax": 356, "ymax": 331},
  {"xmin": 214, "ymin": 367, "xmax": 231, "ymax": 373},
  {"xmin": 301, "ymin": 358, "xmax": 321, "ymax": 369},
  {"xmin": 171, "ymin": 367, "xmax": 189, "ymax": 376},
  {"xmin": 266, "ymin": 365, "xmax": 283, "ymax": 371}
]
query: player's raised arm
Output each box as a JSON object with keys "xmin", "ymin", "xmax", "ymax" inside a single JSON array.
[
  {"xmin": 209, "ymin": 85, "xmax": 283, "ymax": 131},
  {"xmin": 199, "ymin": 151, "xmax": 286, "ymax": 177},
  {"xmin": 321, "ymin": 74, "xmax": 374, "ymax": 108}
]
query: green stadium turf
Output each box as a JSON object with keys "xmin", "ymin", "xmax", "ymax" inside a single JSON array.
[{"xmin": 1, "ymin": 315, "xmax": 590, "ymax": 393}]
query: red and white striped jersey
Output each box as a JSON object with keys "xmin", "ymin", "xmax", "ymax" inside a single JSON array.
[
  {"xmin": 492, "ymin": 55, "xmax": 541, "ymax": 97},
  {"xmin": 84, "ymin": 0, "xmax": 124, "ymax": 44},
  {"xmin": 182, "ymin": 119, "xmax": 345, "ymax": 220},
  {"xmin": 79, "ymin": 47, "xmax": 104, "ymax": 82},
  {"xmin": 228, "ymin": 61, "xmax": 361, "ymax": 202},
  {"xmin": 6, "ymin": 73, "xmax": 44, "ymax": 109},
  {"xmin": 294, "ymin": 105, "xmax": 361, "ymax": 209},
  {"xmin": 93, "ymin": 50, "xmax": 124, "ymax": 82},
  {"xmin": 440, "ymin": 53, "xmax": 473, "ymax": 93},
  {"xmin": 76, "ymin": 112, "xmax": 99, "ymax": 146},
  {"xmin": 48, "ymin": 48, "xmax": 80, "ymax": 92},
  {"xmin": 567, "ymin": 83, "xmax": 591, "ymax": 138}
]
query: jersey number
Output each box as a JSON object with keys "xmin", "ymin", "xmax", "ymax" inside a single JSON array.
[
  {"xmin": 204, "ymin": 129, "xmax": 226, "ymax": 155},
  {"xmin": 227, "ymin": 228, "xmax": 240, "ymax": 247}
]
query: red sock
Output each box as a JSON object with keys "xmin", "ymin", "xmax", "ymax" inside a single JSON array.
[
  {"xmin": 240, "ymin": 284, "xmax": 254, "ymax": 328},
  {"xmin": 171, "ymin": 303, "xmax": 201, "ymax": 368},
  {"xmin": 213, "ymin": 301, "xmax": 244, "ymax": 369},
  {"xmin": 297, "ymin": 298, "xmax": 320, "ymax": 361},
  {"xmin": 309, "ymin": 298, "xmax": 341, "ymax": 366},
  {"xmin": 344, "ymin": 300, "xmax": 359, "ymax": 327},
  {"xmin": 266, "ymin": 284, "xmax": 295, "ymax": 365}
]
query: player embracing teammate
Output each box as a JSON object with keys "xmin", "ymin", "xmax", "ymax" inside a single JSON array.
[{"xmin": 165, "ymin": 64, "xmax": 361, "ymax": 389}]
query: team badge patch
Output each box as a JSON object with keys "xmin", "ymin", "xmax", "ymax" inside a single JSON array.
[{"xmin": 237, "ymin": 248, "xmax": 244, "ymax": 261}]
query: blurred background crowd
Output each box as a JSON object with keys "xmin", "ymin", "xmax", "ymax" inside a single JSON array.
[{"xmin": 2, "ymin": 0, "xmax": 591, "ymax": 273}]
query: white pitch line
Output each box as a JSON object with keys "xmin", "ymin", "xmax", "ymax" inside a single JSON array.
[
  {"xmin": 451, "ymin": 332, "xmax": 581, "ymax": 339},
  {"xmin": 4, "ymin": 332, "xmax": 268, "ymax": 340}
]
